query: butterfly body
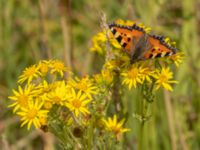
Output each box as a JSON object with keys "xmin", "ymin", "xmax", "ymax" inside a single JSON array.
[{"xmin": 109, "ymin": 23, "xmax": 177, "ymax": 63}]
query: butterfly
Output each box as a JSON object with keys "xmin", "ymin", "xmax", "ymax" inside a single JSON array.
[{"xmin": 109, "ymin": 23, "xmax": 177, "ymax": 63}]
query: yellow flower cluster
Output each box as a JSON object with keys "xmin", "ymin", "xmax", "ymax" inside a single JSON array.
[
  {"xmin": 154, "ymin": 67, "xmax": 178, "ymax": 91},
  {"xmin": 9, "ymin": 59, "xmax": 130, "ymax": 138},
  {"xmin": 90, "ymin": 30, "xmax": 121, "ymax": 55},
  {"xmin": 121, "ymin": 63, "xmax": 155, "ymax": 89},
  {"xmin": 100, "ymin": 54, "xmax": 181, "ymax": 91},
  {"xmin": 121, "ymin": 63, "xmax": 179, "ymax": 91},
  {"xmin": 169, "ymin": 52, "xmax": 184, "ymax": 67},
  {"xmin": 9, "ymin": 60, "xmax": 98, "ymax": 130},
  {"xmin": 90, "ymin": 31, "xmax": 107, "ymax": 54},
  {"xmin": 102, "ymin": 115, "xmax": 130, "ymax": 138}
]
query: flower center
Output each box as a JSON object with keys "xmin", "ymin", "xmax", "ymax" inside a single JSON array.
[
  {"xmin": 54, "ymin": 62, "xmax": 64, "ymax": 70},
  {"xmin": 77, "ymin": 82, "xmax": 88, "ymax": 91},
  {"xmin": 159, "ymin": 74, "xmax": 167, "ymax": 82},
  {"xmin": 72, "ymin": 99, "xmax": 81, "ymax": 108},
  {"xmin": 25, "ymin": 67, "xmax": 36, "ymax": 76},
  {"xmin": 111, "ymin": 126, "xmax": 120, "ymax": 134},
  {"xmin": 40, "ymin": 64, "xmax": 48, "ymax": 74},
  {"xmin": 44, "ymin": 102, "xmax": 52, "ymax": 109},
  {"xmin": 127, "ymin": 68, "xmax": 139, "ymax": 79},
  {"xmin": 53, "ymin": 96, "xmax": 61, "ymax": 104},
  {"xmin": 28, "ymin": 108, "xmax": 38, "ymax": 119},
  {"xmin": 18, "ymin": 95, "xmax": 28, "ymax": 107}
]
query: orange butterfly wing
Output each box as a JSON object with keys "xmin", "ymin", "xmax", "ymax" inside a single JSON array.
[
  {"xmin": 144, "ymin": 36, "xmax": 176, "ymax": 59},
  {"xmin": 109, "ymin": 24, "xmax": 144, "ymax": 54}
]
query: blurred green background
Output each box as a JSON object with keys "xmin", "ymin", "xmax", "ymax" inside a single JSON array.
[{"xmin": 0, "ymin": 0, "xmax": 200, "ymax": 149}]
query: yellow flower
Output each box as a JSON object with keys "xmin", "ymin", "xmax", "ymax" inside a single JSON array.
[
  {"xmin": 138, "ymin": 23, "xmax": 151, "ymax": 33},
  {"xmin": 39, "ymin": 116, "xmax": 47, "ymax": 126},
  {"xmin": 164, "ymin": 37, "xmax": 176, "ymax": 47},
  {"xmin": 90, "ymin": 30, "xmax": 122, "ymax": 55},
  {"xmin": 108, "ymin": 31, "xmax": 122, "ymax": 49},
  {"xmin": 118, "ymin": 55, "xmax": 131, "ymax": 68},
  {"xmin": 140, "ymin": 66, "xmax": 155, "ymax": 83},
  {"xmin": 102, "ymin": 115, "xmax": 130, "ymax": 137},
  {"xmin": 103, "ymin": 55, "xmax": 130, "ymax": 72},
  {"xmin": 169, "ymin": 52, "xmax": 184, "ymax": 67},
  {"xmin": 50, "ymin": 60, "xmax": 67, "ymax": 77},
  {"xmin": 94, "ymin": 70, "xmax": 114, "ymax": 85},
  {"xmin": 90, "ymin": 31, "xmax": 107, "ymax": 54},
  {"xmin": 34, "ymin": 81, "xmax": 55, "ymax": 109},
  {"xmin": 103, "ymin": 60, "xmax": 120, "ymax": 71},
  {"xmin": 17, "ymin": 99, "xmax": 48, "ymax": 130},
  {"xmin": 8, "ymin": 85, "xmax": 35, "ymax": 112},
  {"xmin": 154, "ymin": 67, "xmax": 178, "ymax": 91},
  {"xmin": 35, "ymin": 80, "xmax": 53, "ymax": 96},
  {"xmin": 67, "ymin": 77, "xmax": 98, "ymax": 99},
  {"xmin": 51, "ymin": 80, "xmax": 65, "ymax": 89},
  {"xmin": 101, "ymin": 70, "xmax": 114, "ymax": 84},
  {"xmin": 18, "ymin": 65, "xmax": 41, "ymax": 84},
  {"xmin": 65, "ymin": 89, "xmax": 91, "ymax": 117},
  {"xmin": 46, "ymin": 81, "xmax": 69, "ymax": 106},
  {"xmin": 38, "ymin": 60, "xmax": 51, "ymax": 75},
  {"xmin": 109, "ymin": 38, "xmax": 122, "ymax": 49},
  {"xmin": 115, "ymin": 19, "xmax": 135, "ymax": 26},
  {"xmin": 121, "ymin": 64, "xmax": 150, "ymax": 89}
]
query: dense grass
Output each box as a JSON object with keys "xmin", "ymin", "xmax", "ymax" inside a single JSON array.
[{"xmin": 0, "ymin": 0, "xmax": 200, "ymax": 149}]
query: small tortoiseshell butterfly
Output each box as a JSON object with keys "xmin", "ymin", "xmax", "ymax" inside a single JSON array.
[{"xmin": 109, "ymin": 23, "xmax": 177, "ymax": 63}]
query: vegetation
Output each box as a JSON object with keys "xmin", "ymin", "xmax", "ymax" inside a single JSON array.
[{"xmin": 0, "ymin": 0, "xmax": 200, "ymax": 150}]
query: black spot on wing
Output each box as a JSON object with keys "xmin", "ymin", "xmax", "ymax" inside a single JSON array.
[
  {"xmin": 165, "ymin": 52, "xmax": 170, "ymax": 56},
  {"xmin": 149, "ymin": 54, "xmax": 153, "ymax": 58},
  {"xmin": 155, "ymin": 53, "xmax": 161, "ymax": 58},
  {"xmin": 127, "ymin": 37, "xmax": 131, "ymax": 42},
  {"xmin": 122, "ymin": 42, "xmax": 127, "ymax": 48},
  {"xmin": 116, "ymin": 36, "xmax": 122, "ymax": 43}
]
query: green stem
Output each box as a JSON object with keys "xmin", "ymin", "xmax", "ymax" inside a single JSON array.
[
  {"xmin": 138, "ymin": 94, "xmax": 145, "ymax": 150},
  {"xmin": 87, "ymin": 116, "xmax": 94, "ymax": 150},
  {"xmin": 139, "ymin": 121, "xmax": 145, "ymax": 150},
  {"xmin": 112, "ymin": 72, "xmax": 124, "ymax": 118},
  {"xmin": 138, "ymin": 82, "xmax": 153, "ymax": 150}
]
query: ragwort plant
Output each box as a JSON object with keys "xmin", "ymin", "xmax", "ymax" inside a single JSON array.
[{"xmin": 8, "ymin": 19, "xmax": 183, "ymax": 149}]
